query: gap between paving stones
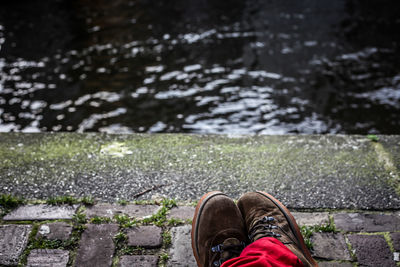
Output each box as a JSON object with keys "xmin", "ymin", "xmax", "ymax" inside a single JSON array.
[{"xmin": 1, "ymin": 200, "xmax": 400, "ymax": 267}]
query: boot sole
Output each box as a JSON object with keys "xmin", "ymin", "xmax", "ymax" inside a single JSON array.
[
  {"xmin": 191, "ymin": 191, "xmax": 226, "ymax": 267},
  {"xmin": 256, "ymin": 191, "xmax": 318, "ymax": 267}
]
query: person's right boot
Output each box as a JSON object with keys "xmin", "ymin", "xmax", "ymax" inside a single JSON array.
[
  {"xmin": 192, "ymin": 191, "xmax": 247, "ymax": 267},
  {"xmin": 237, "ymin": 191, "xmax": 318, "ymax": 267}
]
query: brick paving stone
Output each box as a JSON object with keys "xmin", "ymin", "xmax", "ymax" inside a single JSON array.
[
  {"xmin": 291, "ymin": 212, "xmax": 329, "ymax": 226},
  {"xmin": 36, "ymin": 222, "xmax": 72, "ymax": 241},
  {"xmin": 84, "ymin": 204, "xmax": 161, "ymax": 219},
  {"xmin": 391, "ymin": 232, "xmax": 400, "ymax": 251},
  {"xmin": 168, "ymin": 225, "xmax": 196, "ymax": 267},
  {"xmin": 311, "ymin": 233, "xmax": 352, "ymax": 260},
  {"xmin": 75, "ymin": 224, "xmax": 119, "ymax": 267},
  {"xmin": 127, "ymin": 226, "xmax": 162, "ymax": 248},
  {"xmin": 318, "ymin": 262, "xmax": 353, "ymax": 267},
  {"xmin": 3, "ymin": 204, "xmax": 78, "ymax": 221},
  {"xmin": 348, "ymin": 234, "xmax": 396, "ymax": 267},
  {"xmin": 0, "ymin": 225, "xmax": 32, "ymax": 265},
  {"xmin": 167, "ymin": 206, "xmax": 195, "ymax": 221},
  {"xmin": 119, "ymin": 255, "xmax": 158, "ymax": 267},
  {"xmin": 334, "ymin": 213, "xmax": 400, "ymax": 232},
  {"xmin": 27, "ymin": 249, "xmax": 69, "ymax": 267}
]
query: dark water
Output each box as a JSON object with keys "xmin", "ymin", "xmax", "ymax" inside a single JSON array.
[{"xmin": 0, "ymin": 0, "xmax": 399, "ymax": 134}]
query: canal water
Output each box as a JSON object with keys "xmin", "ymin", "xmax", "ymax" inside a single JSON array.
[{"xmin": 0, "ymin": 0, "xmax": 399, "ymax": 134}]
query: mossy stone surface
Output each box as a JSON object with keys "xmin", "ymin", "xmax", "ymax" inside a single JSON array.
[{"xmin": 0, "ymin": 133, "xmax": 399, "ymax": 209}]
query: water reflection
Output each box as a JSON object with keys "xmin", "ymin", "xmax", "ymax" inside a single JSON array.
[{"xmin": 0, "ymin": 0, "xmax": 399, "ymax": 134}]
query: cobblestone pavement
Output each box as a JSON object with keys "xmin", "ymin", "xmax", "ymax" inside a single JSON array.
[{"xmin": 0, "ymin": 202, "xmax": 399, "ymax": 267}]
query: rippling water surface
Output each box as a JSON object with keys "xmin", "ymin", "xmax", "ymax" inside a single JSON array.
[{"xmin": 0, "ymin": 0, "xmax": 399, "ymax": 134}]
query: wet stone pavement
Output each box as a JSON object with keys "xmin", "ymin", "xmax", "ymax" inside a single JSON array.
[{"xmin": 0, "ymin": 202, "xmax": 399, "ymax": 267}]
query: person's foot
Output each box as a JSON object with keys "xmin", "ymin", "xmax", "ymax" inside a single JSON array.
[
  {"xmin": 191, "ymin": 191, "xmax": 247, "ymax": 267},
  {"xmin": 237, "ymin": 191, "xmax": 318, "ymax": 267}
]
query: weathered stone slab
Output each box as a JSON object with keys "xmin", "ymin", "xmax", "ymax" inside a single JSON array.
[
  {"xmin": 3, "ymin": 204, "xmax": 78, "ymax": 221},
  {"xmin": 127, "ymin": 226, "xmax": 162, "ymax": 248},
  {"xmin": 84, "ymin": 204, "xmax": 161, "ymax": 219},
  {"xmin": 348, "ymin": 234, "xmax": 396, "ymax": 267},
  {"xmin": 311, "ymin": 233, "xmax": 351, "ymax": 260},
  {"xmin": 168, "ymin": 225, "xmax": 196, "ymax": 267},
  {"xmin": 167, "ymin": 206, "xmax": 195, "ymax": 221},
  {"xmin": 119, "ymin": 255, "xmax": 158, "ymax": 267},
  {"xmin": 0, "ymin": 225, "xmax": 32, "ymax": 265},
  {"xmin": 291, "ymin": 212, "xmax": 329, "ymax": 226},
  {"xmin": 391, "ymin": 232, "xmax": 400, "ymax": 251},
  {"xmin": 318, "ymin": 262, "xmax": 353, "ymax": 267},
  {"xmin": 36, "ymin": 222, "xmax": 72, "ymax": 241},
  {"xmin": 27, "ymin": 249, "xmax": 69, "ymax": 267},
  {"xmin": 379, "ymin": 136, "xmax": 400, "ymax": 171},
  {"xmin": 3, "ymin": 134, "xmax": 400, "ymax": 210},
  {"xmin": 74, "ymin": 224, "xmax": 119, "ymax": 267},
  {"xmin": 333, "ymin": 213, "xmax": 400, "ymax": 232}
]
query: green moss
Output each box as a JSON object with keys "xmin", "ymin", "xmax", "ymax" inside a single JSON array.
[
  {"xmin": 162, "ymin": 231, "xmax": 172, "ymax": 247},
  {"xmin": 132, "ymin": 200, "xmax": 157, "ymax": 205},
  {"xmin": 46, "ymin": 195, "xmax": 95, "ymax": 206},
  {"xmin": 367, "ymin": 134, "xmax": 379, "ymax": 142},
  {"xmin": 114, "ymin": 232, "xmax": 127, "ymax": 243},
  {"xmin": 47, "ymin": 196, "xmax": 79, "ymax": 205},
  {"xmin": 90, "ymin": 216, "xmax": 112, "ymax": 224},
  {"xmin": 300, "ymin": 217, "xmax": 337, "ymax": 250},
  {"xmin": 81, "ymin": 196, "xmax": 95, "ymax": 206},
  {"xmin": 167, "ymin": 218, "xmax": 185, "ymax": 226},
  {"xmin": 159, "ymin": 252, "xmax": 169, "ymax": 267},
  {"xmin": 72, "ymin": 212, "xmax": 87, "ymax": 224},
  {"xmin": 0, "ymin": 133, "xmax": 100, "ymax": 168},
  {"xmin": 0, "ymin": 194, "xmax": 24, "ymax": 209},
  {"xmin": 120, "ymin": 246, "xmax": 143, "ymax": 255},
  {"xmin": 117, "ymin": 200, "xmax": 129, "ymax": 206},
  {"xmin": 142, "ymin": 199, "xmax": 177, "ymax": 226},
  {"xmin": 114, "ymin": 214, "xmax": 137, "ymax": 228},
  {"xmin": 29, "ymin": 237, "xmax": 78, "ymax": 251},
  {"xmin": 383, "ymin": 232, "xmax": 395, "ymax": 252},
  {"xmin": 18, "ymin": 220, "xmax": 85, "ymax": 266},
  {"xmin": 111, "ymin": 257, "xmax": 120, "ymax": 267},
  {"xmin": 112, "ymin": 229, "xmax": 144, "ymax": 267},
  {"xmin": 17, "ymin": 224, "xmax": 39, "ymax": 267},
  {"xmin": 67, "ymin": 218, "xmax": 90, "ymax": 266},
  {"xmin": 300, "ymin": 226, "xmax": 315, "ymax": 250},
  {"xmin": 344, "ymin": 235, "xmax": 357, "ymax": 261}
]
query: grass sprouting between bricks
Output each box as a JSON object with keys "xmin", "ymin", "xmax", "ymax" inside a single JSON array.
[{"xmin": 300, "ymin": 217, "xmax": 337, "ymax": 250}]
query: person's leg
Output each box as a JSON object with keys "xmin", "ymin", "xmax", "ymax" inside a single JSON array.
[
  {"xmin": 236, "ymin": 191, "xmax": 317, "ymax": 267},
  {"xmin": 191, "ymin": 191, "xmax": 248, "ymax": 267},
  {"xmin": 221, "ymin": 237, "xmax": 304, "ymax": 267}
]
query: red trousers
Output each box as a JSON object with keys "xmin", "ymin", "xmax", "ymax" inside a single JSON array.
[{"xmin": 221, "ymin": 237, "xmax": 304, "ymax": 267}]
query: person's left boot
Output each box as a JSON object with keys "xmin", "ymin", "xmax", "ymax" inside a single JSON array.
[{"xmin": 191, "ymin": 191, "xmax": 247, "ymax": 267}]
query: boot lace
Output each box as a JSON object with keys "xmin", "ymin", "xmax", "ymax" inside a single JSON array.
[
  {"xmin": 248, "ymin": 216, "xmax": 281, "ymax": 242},
  {"xmin": 210, "ymin": 240, "xmax": 246, "ymax": 266}
]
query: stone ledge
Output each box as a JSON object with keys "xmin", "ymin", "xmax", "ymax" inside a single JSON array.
[{"xmin": 1, "ymin": 133, "xmax": 399, "ymax": 209}]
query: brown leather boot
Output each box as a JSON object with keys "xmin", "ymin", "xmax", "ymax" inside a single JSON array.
[
  {"xmin": 237, "ymin": 191, "xmax": 318, "ymax": 267},
  {"xmin": 191, "ymin": 191, "xmax": 247, "ymax": 267}
]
